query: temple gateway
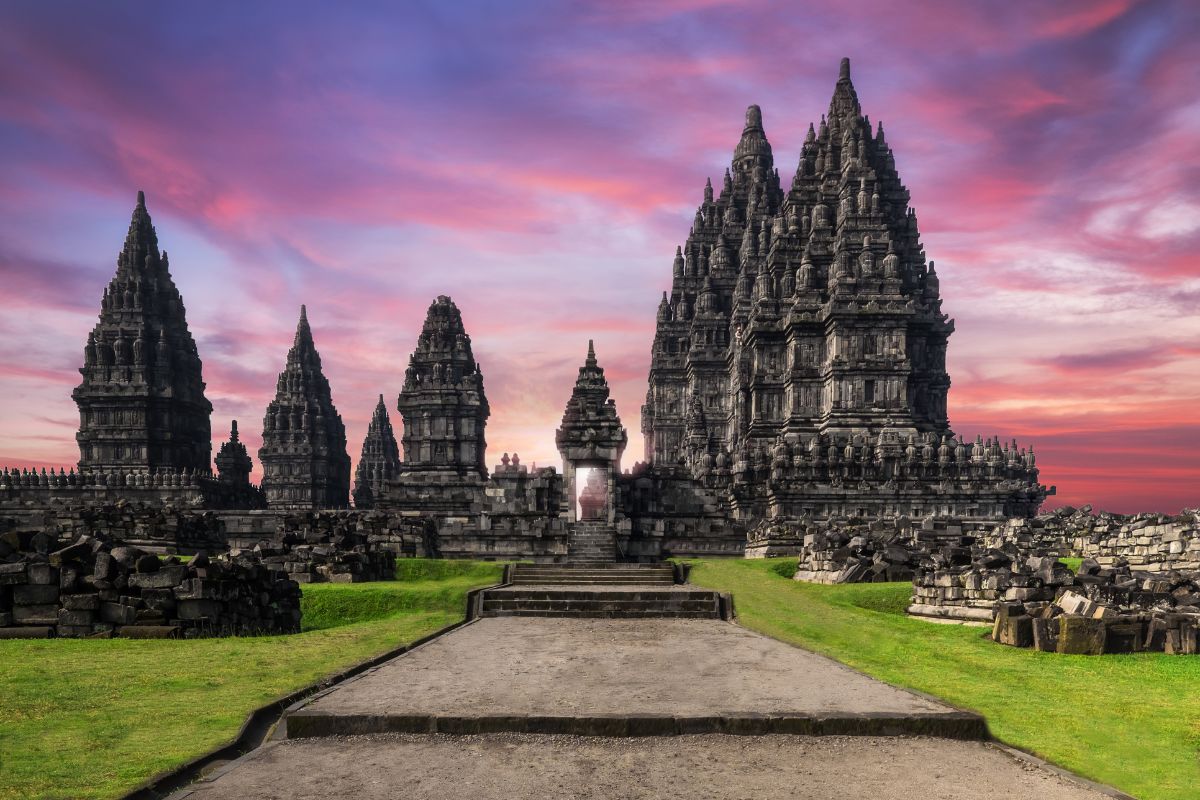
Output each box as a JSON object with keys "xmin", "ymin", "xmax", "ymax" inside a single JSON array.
[{"xmin": 0, "ymin": 60, "xmax": 1051, "ymax": 561}]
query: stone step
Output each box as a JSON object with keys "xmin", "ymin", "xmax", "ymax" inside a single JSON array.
[
  {"xmin": 479, "ymin": 586, "xmax": 727, "ymax": 619},
  {"xmin": 480, "ymin": 609, "xmax": 722, "ymax": 619},
  {"xmin": 490, "ymin": 588, "xmax": 714, "ymax": 600},
  {"xmin": 510, "ymin": 576, "xmax": 676, "ymax": 585},
  {"xmin": 510, "ymin": 566, "xmax": 676, "ymax": 585}
]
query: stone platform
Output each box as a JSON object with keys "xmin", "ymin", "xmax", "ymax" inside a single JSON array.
[{"xmin": 283, "ymin": 618, "xmax": 984, "ymax": 739}]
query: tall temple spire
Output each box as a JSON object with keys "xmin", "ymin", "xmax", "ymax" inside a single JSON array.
[
  {"xmin": 644, "ymin": 58, "xmax": 950, "ymax": 466},
  {"xmin": 641, "ymin": 58, "xmax": 1048, "ymax": 522},
  {"xmin": 73, "ymin": 191, "xmax": 212, "ymax": 473},
  {"xmin": 353, "ymin": 393, "xmax": 401, "ymax": 509},
  {"xmin": 258, "ymin": 306, "xmax": 351, "ymax": 508}
]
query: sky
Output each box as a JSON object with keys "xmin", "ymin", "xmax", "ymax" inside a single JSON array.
[{"xmin": 0, "ymin": 0, "xmax": 1197, "ymax": 514}]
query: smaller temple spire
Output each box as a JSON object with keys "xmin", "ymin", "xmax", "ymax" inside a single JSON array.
[
  {"xmin": 215, "ymin": 418, "xmax": 253, "ymax": 487},
  {"xmin": 353, "ymin": 392, "xmax": 402, "ymax": 509}
]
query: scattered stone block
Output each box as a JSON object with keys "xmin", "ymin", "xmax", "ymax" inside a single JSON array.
[{"xmin": 1057, "ymin": 616, "xmax": 1106, "ymax": 655}]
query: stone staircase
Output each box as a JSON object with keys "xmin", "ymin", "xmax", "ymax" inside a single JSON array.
[
  {"xmin": 568, "ymin": 521, "xmax": 617, "ymax": 563},
  {"xmin": 478, "ymin": 564, "xmax": 733, "ymax": 619},
  {"xmin": 509, "ymin": 563, "xmax": 676, "ymax": 585}
]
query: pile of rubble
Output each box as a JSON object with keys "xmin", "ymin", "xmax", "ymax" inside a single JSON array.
[
  {"xmin": 909, "ymin": 549, "xmax": 1070, "ymax": 623},
  {"xmin": 0, "ymin": 530, "xmax": 300, "ymax": 639},
  {"xmin": 910, "ymin": 549, "xmax": 1200, "ymax": 654},
  {"xmin": 793, "ymin": 528, "xmax": 918, "ymax": 584},
  {"xmin": 248, "ymin": 514, "xmax": 398, "ymax": 583},
  {"xmin": 252, "ymin": 534, "xmax": 395, "ymax": 584},
  {"xmin": 1, "ymin": 502, "xmax": 228, "ymax": 554},
  {"xmin": 790, "ymin": 517, "xmax": 993, "ymax": 584},
  {"xmin": 985, "ymin": 505, "xmax": 1200, "ymax": 572}
]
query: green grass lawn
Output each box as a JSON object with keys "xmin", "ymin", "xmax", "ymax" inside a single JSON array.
[
  {"xmin": 687, "ymin": 558, "xmax": 1200, "ymax": 800},
  {"xmin": 0, "ymin": 559, "xmax": 503, "ymax": 800}
]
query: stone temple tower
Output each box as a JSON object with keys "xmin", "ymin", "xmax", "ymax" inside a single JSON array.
[
  {"xmin": 395, "ymin": 296, "xmax": 489, "ymax": 478},
  {"xmin": 353, "ymin": 394, "xmax": 401, "ymax": 509},
  {"xmin": 73, "ymin": 191, "xmax": 212, "ymax": 474},
  {"xmin": 258, "ymin": 306, "xmax": 351, "ymax": 509},
  {"xmin": 643, "ymin": 58, "xmax": 953, "ymax": 466},
  {"xmin": 640, "ymin": 59, "xmax": 1048, "ymax": 522},
  {"xmin": 378, "ymin": 296, "xmax": 489, "ymax": 515}
]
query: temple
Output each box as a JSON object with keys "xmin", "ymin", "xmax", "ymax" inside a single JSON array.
[
  {"xmin": 353, "ymin": 395, "xmax": 402, "ymax": 509},
  {"xmin": 73, "ymin": 191, "xmax": 212, "ymax": 474},
  {"xmin": 641, "ymin": 58, "xmax": 1049, "ymax": 531},
  {"xmin": 379, "ymin": 296, "xmax": 490, "ymax": 516},
  {"xmin": 258, "ymin": 306, "xmax": 352, "ymax": 509},
  {"xmin": 0, "ymin": 60, "xmax": 1052, "ymax": 562}
]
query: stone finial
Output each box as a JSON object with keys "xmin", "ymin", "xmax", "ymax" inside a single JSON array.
[
  {"xmin": 839, "ymin": 57, "xmax": 851, "ymax": 81},
  {"xmin": 586, "ymin": 339, "xmax": 597, "ymax": 367},
  {"xmin": 136, "ymin": 189, "xmax": 146, "ymax": 208},
  {"xmin": 744, "ymin": 104, "xmax": 763, "ymax": 131}
]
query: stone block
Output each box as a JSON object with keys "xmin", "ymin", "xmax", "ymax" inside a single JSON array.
[
  {"xmin": 13, "ymin": 604, "xmax": 59, "ymax": 625},
  {"xmin": 1057, "ymin": 616, "xmax": 1105, "ymax": 655},
  {"xmin": 0, "ymin": 562, "xmax": 26, "ymax": 584},
  {"xmin": 1056, "ymin": 591, "xmax": 1094, "ymax": 617},
  {"xmin": 26, "ymin": 563, "xmax": 57, "ymax": 585},
  {"xmin": 56, "ymin": 625, "xmax": 94, "ymax": 638},
  {"xmin": 177, "ymin": 599, "xmax": 222, "ymax": 620},
  {"xmin": 61, "ymin": 593, "xmax": 100, "ymax": 611},
  {"xmin": 99, "ymin": 602, "xmax": 137, "ymax": 625},
  {"xmin": 13, "ymin": 584, "xmax": 58, "ymax": 605},
  {"xmin": 127, "ymin": 565, "xmax": 187, "ymax": 590},
  {"xmin": 1104, "ymin": 622, "xmax": 1143, "ymax": 654},
  {"xmin": 1031, "ymin": 617, "xmax": 1059, "ymax": 652},
  {"xmin": 0, "ymin": 626, "xmax": 53, "ymax": 639},
  {"xmin": 996, "ymin": 615, "xmax": 1033, "ymax": 648},
  {"xmin": 56, "ymin": 608, "xmax": 95, "ymax": 627}
]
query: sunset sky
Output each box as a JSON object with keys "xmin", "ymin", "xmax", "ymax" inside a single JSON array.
[{"xmin": 1, "ymin": 0, "xmax": 1197, "ymax": 513}]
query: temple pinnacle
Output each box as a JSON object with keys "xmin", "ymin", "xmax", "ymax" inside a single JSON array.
[
  {"xmin": 839, "ymin": 57, "xmax": 851, "ymax": 80},
  {"xmin": 744, "ymin": 104, "xmax": 763, "ymax": 132},
  {"xmin": 586, "ymin": 339, "xmax": 597, "ymax": 367}
]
